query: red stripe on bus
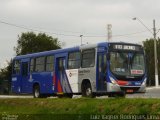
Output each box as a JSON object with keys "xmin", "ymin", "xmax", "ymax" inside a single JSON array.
[{"xmin": 57, "ymin": 79, "xmax": 63, "ymax": 92}]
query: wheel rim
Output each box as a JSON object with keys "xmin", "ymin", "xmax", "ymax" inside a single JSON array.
[{"xmin": 86, "ymin": 88, "xmax": 91, "ymax": 96}]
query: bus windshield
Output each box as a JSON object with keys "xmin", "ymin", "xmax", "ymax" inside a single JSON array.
[{"xmin": 110, "ymin": 52, "xmax": 145, "ymax": 77}]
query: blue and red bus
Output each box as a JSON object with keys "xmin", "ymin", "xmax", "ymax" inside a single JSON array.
[{"xmin": 11, "ymin": 42, "xmax": 147, "ymax": 98}]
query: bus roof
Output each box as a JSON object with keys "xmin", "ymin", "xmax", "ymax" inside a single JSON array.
[
  {"xmin": 14, "ymin": 46, "xmax": 79, "ymax": 60},
  {"xmin": 13, "ymin": 42, "xmax": 142, "ymax": 60}
]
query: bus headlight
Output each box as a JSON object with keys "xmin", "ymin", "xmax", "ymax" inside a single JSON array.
[
  {"xmin": 142, "ymin": 78, "xmax": 147, "ymax": 86},
  {"xmin": 109, "ymin": 76, "xmax": 117, "ymax": 85}
]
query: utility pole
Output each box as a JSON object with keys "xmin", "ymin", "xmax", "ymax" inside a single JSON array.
[
  {"xmin": 133, "ymin": 18, "xmax": 159, "ymax": 87},
  {"xmin": 153, "ymin": 19, "xmax": 159, "ymax": 87},
  {"xmin": 80, "ymin": 35, "xmax": 83, "ymax": 45}
]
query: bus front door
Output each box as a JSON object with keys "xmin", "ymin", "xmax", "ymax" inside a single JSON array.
[
  {"xmin": 55, "ymin": 57, "xmax": 72, "ymax": 94},
  {"xmin": 97, "ymin": 53, "xmax": 107, "ymax": 91}
]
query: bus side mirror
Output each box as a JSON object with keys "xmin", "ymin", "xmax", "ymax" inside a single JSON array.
[{"xmin": 107, "ymin": 53, "xmax": 110, "ymax": 60}]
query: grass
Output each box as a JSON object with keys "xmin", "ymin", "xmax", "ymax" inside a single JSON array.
[{"xmin": 0, "ymin": 98, "xmax": 160, "ymax": 120}]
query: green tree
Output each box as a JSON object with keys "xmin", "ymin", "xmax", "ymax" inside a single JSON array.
[
  {"xmin": 0, "ymin": 61, "xmax": 12, "ymax": 81},
  {"xmin": 14, "ymin": 32, "xmax": 61, "ymax": 55},
  {"xmin": 0, "ymin": 60, "xmax": 12, "ymax": 94},
  {"xmin": 143, "ymin": 38, "xmax": 160, "ymax": 86},
  {"xmin": 143, "ymin": 39, "xmax": 154, "ymax": 86}
]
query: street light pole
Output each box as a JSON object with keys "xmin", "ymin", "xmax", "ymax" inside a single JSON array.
[{"xmin": 133, "ymin": 18, "xmax": 159, "ymax": 87}]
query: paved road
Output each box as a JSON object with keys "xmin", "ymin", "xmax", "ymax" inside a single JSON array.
[
  {"xmin": 126, "ymin": 87, "xmax": 160, "ymax": 98},
  {"xmin": 0, "ymin": 87, "xmax": 160, "ymax": 99}
]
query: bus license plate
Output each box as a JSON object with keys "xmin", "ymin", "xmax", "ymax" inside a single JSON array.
[{"xmin": 126, "ymin": 89, "xmax": 133, "ymax": 93}]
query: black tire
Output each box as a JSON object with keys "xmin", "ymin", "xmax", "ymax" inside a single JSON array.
[
  {"xmin": 33, "ymin": 85, "xmax": 41, "ymax": 98},
  {"xmin": 82, "ymin": 82, "xmax": 95, "ymax": 98}
]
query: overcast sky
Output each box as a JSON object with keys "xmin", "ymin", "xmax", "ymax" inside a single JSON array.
[{"xmin": 0, "ymin": 0, "xmax": 160, "ymax": 67}]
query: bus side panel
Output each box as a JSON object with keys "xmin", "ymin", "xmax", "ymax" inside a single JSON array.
[
  {"xmin": 65, "ymin": 69, "xmax": 79, "ymax": 93},
  {"xmin": 32, "ymin": 72, "xmax": 54, "ymax": 94},
  {"xmin": 78, "ymin": 67, "xmax": 97, "ymax": 93},
  {"xmin": 11, "ymin": 75, "xmax": 21, "ymax": 93}
]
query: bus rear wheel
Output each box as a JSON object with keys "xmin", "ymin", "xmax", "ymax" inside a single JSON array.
[
  {"xmin": 33, "ymin": 85, "xmax": 41, "ymax": 98},
  {"xmin": 82, "ymin": 82, "xmax": 95, "ymax": 98}
]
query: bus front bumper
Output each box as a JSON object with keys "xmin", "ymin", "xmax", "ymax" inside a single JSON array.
[
  {"xmin": 107, "ymin": 82, "xmax": 146, "ymax": 93},
  {"xmin": 120, "ymin": 85, "xmax": 146, "ymax": 93},
  {"xmin": 107, "ymin": 82, "xmax": 121, "ymax": 92}
]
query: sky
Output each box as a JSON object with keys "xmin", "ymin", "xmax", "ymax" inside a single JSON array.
[{"xmin": 0, "ymin": 0, "xmax": 160, "ymax": 68}]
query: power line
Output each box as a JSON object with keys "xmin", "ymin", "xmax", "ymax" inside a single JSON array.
[
  {"xmin": 83, "ymin": 29, "xmax": 151, "ymax": 38},
  {"xmin": 0, "ymin": 20, "xmax": 79, "ymax": 37},
  {"xmin": 113, "ymin": 30, "xmax": 152, "ymax": 37},
  {"xmin": 0, "ymin": 19, "xmax": 153, "ymax": 39}
]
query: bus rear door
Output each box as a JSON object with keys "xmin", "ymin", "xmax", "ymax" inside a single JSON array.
[
  {"xmin": 21, "ymin": 58, "xmax": 30, "ymax": 93},
  {"xmin": 55, "ymin": 57, "xmax": 72, "ymax": 95}
]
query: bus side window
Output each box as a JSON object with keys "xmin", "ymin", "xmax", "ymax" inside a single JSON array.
[
  {"xmin": 30, "ymin": 58, "xmax": 35, "ymax": 73},
  {"xmin": 35, "ymin": 57, "xmax": 45, "ymax": 72},
  {"xmin": 22, "ymin": 62, "xmax": 28, "ymax": 76},
  {"xmin": 68, "ymin": 52, "xmax": 81, "ymax": 69},
  {"xmin": 46, "ymin": 56, "xmax": 54, "ymax": 72},
  {"xmin": 13, "ymin": 60, "xmax": 20, "ymax": 75},
  {"xmin": 82, "ymin": 49, "xmax": 95, "ymax": 68}
]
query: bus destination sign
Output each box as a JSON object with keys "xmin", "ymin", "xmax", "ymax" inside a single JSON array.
[
  {"xmin": 114, "ymin": 45, "xmax": 135, "ymax": 50},
  {"xmin": 109, "ymin": 44, "xmax": 142, "ymax": 51}
]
